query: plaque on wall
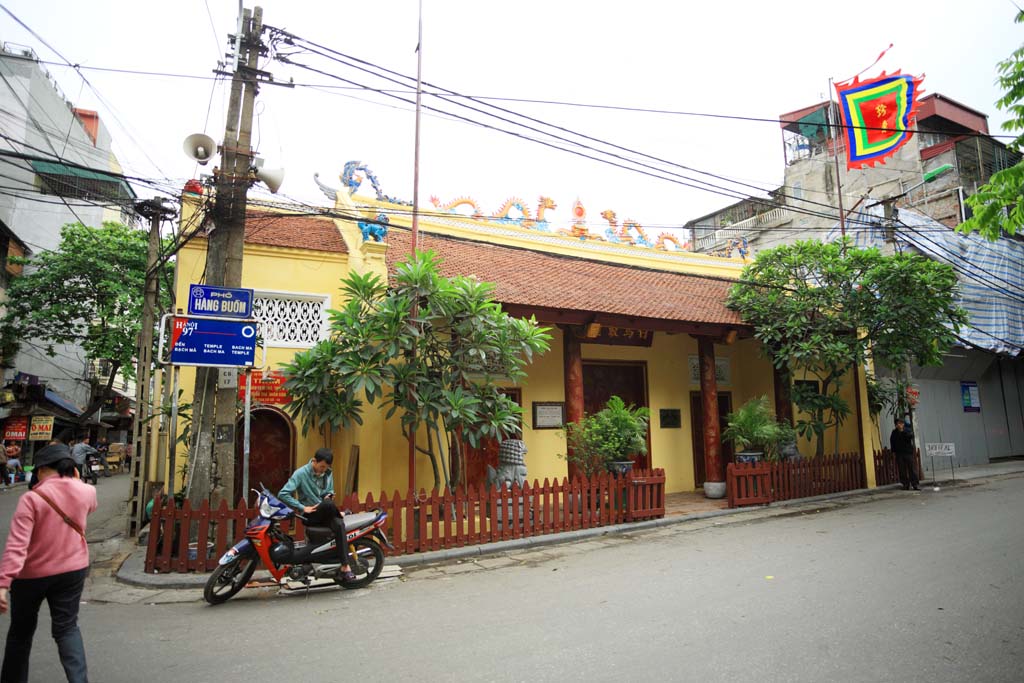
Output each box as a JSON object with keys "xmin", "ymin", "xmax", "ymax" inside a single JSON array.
[
  {"xmin": 687, "ymin": 355, "xmax": 731, "ymax": 385},
  {"xmin": 532, "ymin": 402, "xmax": 566, "ymax": 430},
  {"xmin": 659, "ymin": 408, "xmax": 682, "ymax": 429}
]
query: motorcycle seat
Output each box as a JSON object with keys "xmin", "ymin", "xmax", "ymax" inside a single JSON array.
[
  {"xmin": 343, "ymin": 511, "xmax": 377, "ymax": 530},
  {"xmin": 303, "ymin": 526, "xmax": 334, "ymax": 543}
]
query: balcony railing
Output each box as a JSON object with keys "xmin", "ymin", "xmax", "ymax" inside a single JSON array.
[{"xmin": 695, "ymin": 206, "xmax": 791, "ymax": 252}]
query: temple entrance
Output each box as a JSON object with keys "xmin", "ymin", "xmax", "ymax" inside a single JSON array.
[
  {"xmin": 463, "ymin": 388, "xmax": 522, "ymax": 491},
  {"xmin": 582, "ymin": 361, "xmax": 650, "ymax": 471},
  {"xmin": 689, "ymin": 391, "xmax": 733, "ymax": 487},
  {"xmin": 234, "ymin": 407, "xmax": 295, "ymax": 503}
]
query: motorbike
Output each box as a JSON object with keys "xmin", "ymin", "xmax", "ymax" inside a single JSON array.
[
  {"xmin": 203, "ymin": 487, "xmax": 390, "ymax": 605},
  {"xmin": 83, "ymin": 453, "xmax": 101, "ymax": 485}
]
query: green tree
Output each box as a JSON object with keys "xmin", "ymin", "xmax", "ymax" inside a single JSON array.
[
  {"xmin": 561, "ymin": 396, "xmax": 650, "ymax": 477},
  {"xmin": 727, "ymin": 239, "xmax": 966, "ymax": 456},
  {"xmin": 280, "ymin": 251, "xmax": 552, "ymax": 492},
  {"xmin": 0, "ymin": 221, "xmax": 163, "ymax": 425},
  {"xmin": 958, "ymin": 10, "xmax": 1024, "ymax": 240}
]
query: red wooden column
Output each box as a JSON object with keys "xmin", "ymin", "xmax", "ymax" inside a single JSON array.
[
  {"xmin": 698, "ymin": 336, "xmax": 725, "ymax": 498},
  {"xmin": 773, "ymin": 363, "xmax": 794, "ymax": 426},
  {"xmin": 563, "ymin": 327, "xmax": 585, "ymax": 479},
  {"xmin": 563, "ymin": 327, "xmax": 585, "ymax": 425}
]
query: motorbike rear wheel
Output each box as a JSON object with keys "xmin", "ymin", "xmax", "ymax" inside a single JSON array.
[
  {"xmin": 203, "ymin": 556, "xmax": 257, "ymax": 605},
  {"xmin": 338, "ymin": 538, "xmax": 384, "ymax": 589}
]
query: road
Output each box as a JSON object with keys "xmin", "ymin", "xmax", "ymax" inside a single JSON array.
[{"xmin": 3, "ymin": 474, "xmax": 1023, "ymax": 682}]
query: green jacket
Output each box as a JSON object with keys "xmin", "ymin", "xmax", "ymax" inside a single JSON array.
[{"xmin": 278, "ymin": 461, "xmax": 333, "ymax": 510}]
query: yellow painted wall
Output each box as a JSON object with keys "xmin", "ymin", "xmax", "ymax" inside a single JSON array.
[{"xmin": 171, "ymin": 230, "xmax": 353, "ymax": 497}]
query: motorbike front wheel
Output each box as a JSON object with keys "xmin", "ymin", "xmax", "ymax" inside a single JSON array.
[
  {"xmin": 338, "ymin": 538, "xmax": 384, "ymax": 589},
  {"xmin": 204, "ymin": 555, "xmax": 257, "ymax": 605}
]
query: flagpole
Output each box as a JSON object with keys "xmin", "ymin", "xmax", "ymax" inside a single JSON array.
[
  {"xmin": 828, "ymin": 78, "xmax": 848, "ymax": 242},
  {"xmin": 408, "ymin": 0, "xmax": 424, "ymax": 497},
  {"xmin": 411, "ymin": 0, "xmax": 423, "ymax": 253}
]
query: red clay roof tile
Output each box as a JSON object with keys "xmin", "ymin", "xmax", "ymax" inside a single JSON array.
[
  {"xmin": 243, "ymin": 211, "xmax": 346, "ymax": 253},
  {"xmin": 386, "ymin": 228, "xmax": 745, "ymax": 327}
]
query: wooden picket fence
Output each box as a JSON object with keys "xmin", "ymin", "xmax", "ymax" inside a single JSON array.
[
  {"xmin": 873, "ymin": 448, "xmax": 922, "ymax": 486},
  {"xmin": 726, "ymin": 452, "xmax": 867, "ymax": 508},
  {"xmin": 145, "ymin": 468, "xmax": 666, "ymax": 574}
]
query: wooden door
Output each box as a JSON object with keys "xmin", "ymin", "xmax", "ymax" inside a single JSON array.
[
  {"xmin": 690, "ymin": 392, "xmax": 733, "ymax": 487},
  {"xmin": 464, "ymin": 389, "xmax": 522, "ymax": 491},
  {"xmin": 582, "ymin": 362, "xmax": 650, "ymax": 470},
  {"xmin": 234, "ymin": 408, "xmax": 294, "ymax": 502}
]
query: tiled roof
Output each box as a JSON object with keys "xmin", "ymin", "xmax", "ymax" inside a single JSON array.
[
  {"xmin": 386, "ymin": 228, "xmax": 746, "ymax": 328},
  {"xmin": 243, "ymin": 211, "xmax": 347, "ymax": 253}
]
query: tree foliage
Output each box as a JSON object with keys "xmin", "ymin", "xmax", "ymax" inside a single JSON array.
[
  {"xmin": 0, "ymin": 221, "xmax": 160, "ymax": 422},
  {"xmin": 562, "ymin": 396, "xmax": 649, "ymax": 477},
  {"xmin": 958, "ymin": 10, "xmax": 1024, "ymax": 240},
  {"xmin": 280, "ymin": 251, "xmax": 552, "ymax": 492},
  {"xmin": 727, "ymin": 239, "xmax": 966, "ymax": 456}
]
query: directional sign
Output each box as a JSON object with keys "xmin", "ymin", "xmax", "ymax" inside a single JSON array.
[
  {"xmin": 169, "ymin": 316, "xmax": 257, "ymax": 367},
  {"xmin": 188, "ymin": 284, "xmax": 254, "ymax": 318}
]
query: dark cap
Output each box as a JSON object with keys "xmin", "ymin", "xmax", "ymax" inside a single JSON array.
[{"xmin": 33, "ymin": 443, "xmax": 73, "ymax": 469}]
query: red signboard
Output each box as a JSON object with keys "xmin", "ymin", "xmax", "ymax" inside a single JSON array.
[
  {"xmin": 237, "ymin": 370, "xmax": 292, "ymax": 405},
  {"xmin": 3, "ymin": 416, "xmax": 28, "ymax": 440}
]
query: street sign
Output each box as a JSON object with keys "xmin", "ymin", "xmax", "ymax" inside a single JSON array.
[
  {"xmin": 925, "ymin": 443, "xmax": 955, "ymax": 458},
  {"xmin": 169, "ymin": 316, "xmax": 257, "ymax": 367},
  {"xmin": 187, "ymin": 284, "xmax": 254, "ymax": 318}
]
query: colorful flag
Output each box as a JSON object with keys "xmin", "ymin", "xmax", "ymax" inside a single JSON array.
[{"xmin": 834, "ymin": 71, "xmax": 923, "ymax": 169}]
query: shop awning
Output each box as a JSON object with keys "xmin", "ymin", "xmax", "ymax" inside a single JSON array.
[
  {"xmin": 44, "ymin": 389, "xmax": 83, "ymax": 416},
  {"xmin": 30, "ymin": 160, "xmax": 135, "ymax": 202}
]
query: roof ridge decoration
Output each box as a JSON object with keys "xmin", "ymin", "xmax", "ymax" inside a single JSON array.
[
  {"xmin": 430, "ymin": 195, "xmax": 693, "ymax": 253},
  {"xmin": 318, "ymin": 160, "xmax": 698, "ymax": 256}
]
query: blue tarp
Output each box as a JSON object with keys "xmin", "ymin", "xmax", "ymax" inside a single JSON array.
[
  {"xmin": 827, "ymin": 207, "xmax": 1024, "ymax": 356},
  {"xmin": 44, "ymin": 389, "xmax": 83, "ymax": 416}
]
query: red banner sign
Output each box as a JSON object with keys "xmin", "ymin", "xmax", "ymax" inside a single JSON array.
[
  {"xmin": 237, "ymin": 370, "xmax": 292, "ymax": 405},
  {"xmin": 3, "ymin": 416, "xmax": 28, "ymax": 440}
]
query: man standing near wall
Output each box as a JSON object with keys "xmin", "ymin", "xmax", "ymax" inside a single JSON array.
[{"xmin": 890, "ymin": 419, "xmax": 919, "ymax": 491}]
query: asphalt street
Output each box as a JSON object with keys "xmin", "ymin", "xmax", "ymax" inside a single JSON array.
[{"xmin": 3, "ymin": 473, "xmax": 1023, "ymax": 682}]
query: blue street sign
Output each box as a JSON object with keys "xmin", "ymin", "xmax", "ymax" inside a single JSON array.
[
  {"xmin": 187, "ymin": 284, "xmax": 254, "ymax": 318},
  {"xmin": 169, "ymin": 317, "xmax": 257, "ymax": 367}
]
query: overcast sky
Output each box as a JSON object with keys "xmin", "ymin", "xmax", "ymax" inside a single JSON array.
[{"xmin": 1, "ymin": 0, "xmax": 1019, "ymax": 238}]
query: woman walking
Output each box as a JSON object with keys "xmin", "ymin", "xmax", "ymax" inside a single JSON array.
[{"xmin": 0, "ymin": 443, "xmax": 97, "ymax": 682}]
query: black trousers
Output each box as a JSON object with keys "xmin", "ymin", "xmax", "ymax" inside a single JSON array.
[
  {"xmin": 303, "ymin": 502, "xmax": 353, "ymax": 566},
  {"xmin": 896, "ymin": 451, "xmax": 919, "ymax": 489},
  {"xmin": 1, "ymin": 567, "xmax": 89, "ymax": 683}
]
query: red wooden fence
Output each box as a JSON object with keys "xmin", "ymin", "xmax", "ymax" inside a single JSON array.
[
  {"xmin": 145, "ymin": 469, "xmax": 666, "ymax": 574},
  {"xmin": 873, "ymin": 448, "xmax": 922, "ymax": 486},
  {"xmin": 726, "ymin": 452, "xmax": 868, "ymax": 508}
]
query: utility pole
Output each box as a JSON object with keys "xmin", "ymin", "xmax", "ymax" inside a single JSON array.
[
  {"xmin": 190, "ymin": 6, "xmax": 265, "ymax": 508},
  {"xmin": 127, "ymin": 198, "xmax": 175, "ymax": 536}
]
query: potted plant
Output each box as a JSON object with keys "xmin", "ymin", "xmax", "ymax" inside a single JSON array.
[
  {"xmin": 723, "ymin": 396, "xmax": 795, "ymax": 463},
  {"xmin": 562, "ymin": 396, "xmax": 650, "ymax": 477}
]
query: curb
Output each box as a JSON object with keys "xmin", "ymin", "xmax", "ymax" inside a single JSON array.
[
  {"xmin": 113, "ymin": 482, "xmax": 901, "ymax": 587},
  {"xmin": 114, "ymin": 469, "xmax": 1019, "ymax": 589}
]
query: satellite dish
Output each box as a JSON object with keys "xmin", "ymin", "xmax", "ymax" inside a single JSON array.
[
  {"xmin": 183, "ymin": 133, "xmax": 217, "ymax": 165},
  {"xmin": 254, "ymin": 167, "xmax": 285, "ymax": 193}
]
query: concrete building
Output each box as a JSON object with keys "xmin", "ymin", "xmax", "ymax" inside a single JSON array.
[{"xmin": 0, "ymin": 42, "xmax": 135, "ymax": 414}]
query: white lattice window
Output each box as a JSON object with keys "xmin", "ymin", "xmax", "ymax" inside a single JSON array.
[{"xmin": 252, "ymin": 291, "xmax": 329, "ymax": 348}]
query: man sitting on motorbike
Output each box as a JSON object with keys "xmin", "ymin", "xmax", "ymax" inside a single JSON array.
[{"xmin": 278, "ymin": 449, "xmax": 356, "ymax": 583}]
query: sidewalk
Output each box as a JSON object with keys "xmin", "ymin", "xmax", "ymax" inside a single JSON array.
[{"xmin": 106, "ymin": 459, "xmax": 1024, "ymax": 602}]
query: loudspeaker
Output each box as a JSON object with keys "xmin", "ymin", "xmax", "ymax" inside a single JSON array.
[
  {"xmin": 182, "ymin": 133, "xmax": 217, "ymax": 165},
  {"xmin": 254, "ymin": 167, "xmax": 285, "ymax": 194}
]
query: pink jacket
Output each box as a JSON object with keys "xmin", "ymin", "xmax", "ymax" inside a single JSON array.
[{"xmin": 0, "ymin": 476, "xmax": 97, "ymax": 588}]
